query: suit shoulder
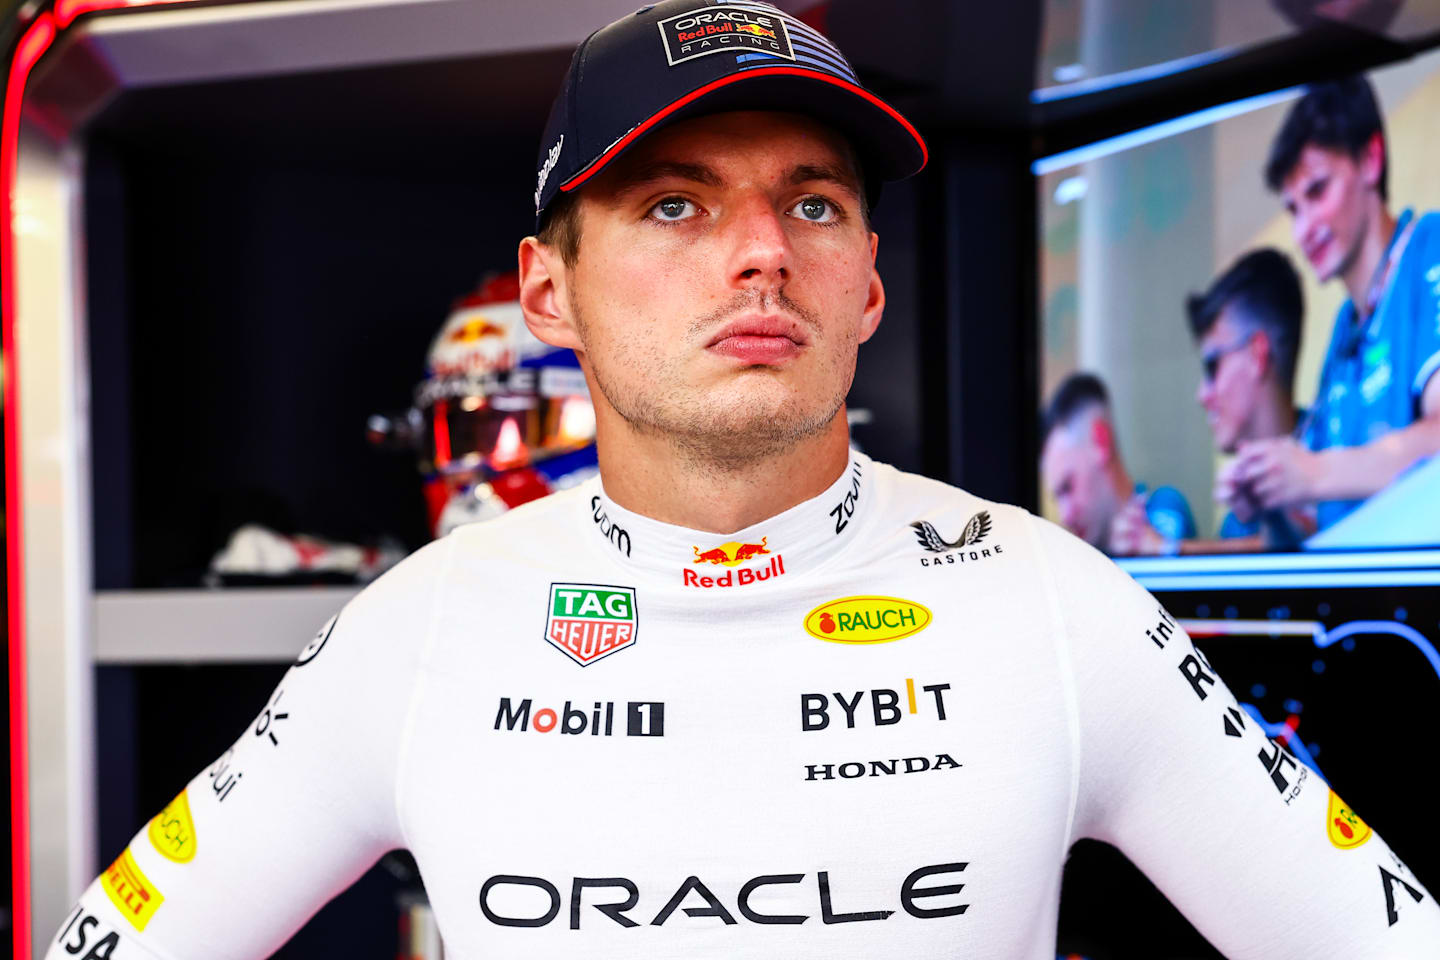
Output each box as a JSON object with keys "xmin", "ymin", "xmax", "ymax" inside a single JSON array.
[
  {"xmin": 442, "ymin": 481, "xmax": 592, "ymax": 555},
  {"xmin": 879, "ymin": 461, "xmax": 1033, "ymax": 530}
]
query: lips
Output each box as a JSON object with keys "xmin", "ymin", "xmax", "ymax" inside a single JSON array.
[{"xmin": 706, "ymin": 314, "xmax": 808, "ymax": 363}]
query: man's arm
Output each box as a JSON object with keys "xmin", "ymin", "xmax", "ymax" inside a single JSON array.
[
  {"xmin": 1237, "ymin": 372, "xmax": 1440, "ymax": 509},
  {"xmin": 40, "ymin": 537, "xmax": 450, "ymax": 960},
  {"xmin": 1031, "ymin": 518, "xmax": 1440, "ymax": 957}
]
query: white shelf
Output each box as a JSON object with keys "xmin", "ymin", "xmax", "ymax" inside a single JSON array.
[{"xmin": 93, "ymin": 587, "xmax": 361, "ymax": 663}]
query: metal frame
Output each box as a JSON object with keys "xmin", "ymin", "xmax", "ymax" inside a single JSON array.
[{"xmin": 2, "ymin": 1, "xmax": 629, "ymax": 954}]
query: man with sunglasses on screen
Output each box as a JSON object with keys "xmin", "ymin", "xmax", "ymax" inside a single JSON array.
[
  {"xmin": 45, "ymin": 5, "xmax": 1440, "ymax": 959},
  {"xmin": 1234, "ymin": 76, "xmax": 1440, "ymax": 534},
  {"xmin": 1112, "ymin": 249, "xmax": 1315, "ymax": 556}
]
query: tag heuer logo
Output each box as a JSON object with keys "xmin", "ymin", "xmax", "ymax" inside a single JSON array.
[{"xmin": 545, "ymin": 583, "xmax": 638, "ymax": 666}]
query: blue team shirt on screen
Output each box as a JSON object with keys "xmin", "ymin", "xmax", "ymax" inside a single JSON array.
[
  {"xmin": 1144, "ymin": 484, "xmax": 1197, "ymax": 541},
  {"xmin": 1219, "ymin": 509, "xmax": 1302, "ymax": 550},
  {"xmin": 1304, "ymin": 209, "xmax": 1440, "ymax": 530}
]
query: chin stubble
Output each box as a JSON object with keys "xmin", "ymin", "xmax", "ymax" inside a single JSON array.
[{"xmin": 574, "ymin": 289, "xmax": 856, "ymax": 470}]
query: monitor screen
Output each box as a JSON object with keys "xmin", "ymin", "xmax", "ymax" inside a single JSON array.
[{"xmin": 1035, "ymin": 49, "xmax": 1440, "ymax": 580}]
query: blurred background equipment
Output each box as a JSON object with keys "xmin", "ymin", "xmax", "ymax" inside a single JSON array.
[{"xmin": 367, "ymin": 271, "xmax": 596, "ymax": 539}]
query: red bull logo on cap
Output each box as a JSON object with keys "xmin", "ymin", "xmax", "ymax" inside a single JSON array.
[
  {"xmin": 659, "ymin": 6, "xmax": 795, "ymax": 67},
  {"xmin": 684, "ymin": 537, "xmax": 786, "ymax": 588}
]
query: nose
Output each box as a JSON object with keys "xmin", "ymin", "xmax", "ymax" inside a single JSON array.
[
  {"xmin": 1293, "ymin": 204, "xmax": 1317, "ymax": 250},
  {"xmin": 1197, "ymin": 376, "xmax": 1212, "ymax": 409},
  {"xmin": 725, "ymin": 194, "xmax": 791, "ymax": 291}
]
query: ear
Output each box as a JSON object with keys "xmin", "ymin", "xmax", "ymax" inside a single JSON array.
[
  {"xmin": 857, "ymin": 231, "xmax": 885, "ymax": 344},
  {"xmin": 1090, "ymin": 416, "xmax": 1115, "ymax": 461},
  {"xmin": 518, "ymin": 235, "xmax": 582, "ymax": 351},
  {"xmin": 1249, "ymin": 328, "xmax": 1273, "ymax": 377},
  {"xmin": 1360, "ymin": 130, "xmax": 1385, "ymax": 193}
]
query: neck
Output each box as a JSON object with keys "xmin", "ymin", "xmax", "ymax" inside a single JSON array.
[
  {"xmin": 1342, "ymin": 202, "xmax": 1397, "ymax": 312},
  {"xmin": 1242, "ymin": 382, "xmax": 1298, "ymax": 443},
  {"xmin": 594, "ymin": 406, "xmax": 853, "ymax": 535}
]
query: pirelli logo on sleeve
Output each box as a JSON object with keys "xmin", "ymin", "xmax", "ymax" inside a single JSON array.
[{"xmin": 103, "ymin": 847, "xmax": 165, "ymax": 931}]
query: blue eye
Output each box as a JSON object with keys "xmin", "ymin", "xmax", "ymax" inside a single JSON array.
[
  {"xmin": 651, "ymin": 197, "xmax": 698, "ymax": 222},
  {"xmin": 790, "ymin": 196, "xmax": 837, "ymax": 223}
]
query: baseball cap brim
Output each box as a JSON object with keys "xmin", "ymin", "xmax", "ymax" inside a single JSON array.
[{"xmin": 556, "ymin": 66, "xmax": 927, "ymax": 198}]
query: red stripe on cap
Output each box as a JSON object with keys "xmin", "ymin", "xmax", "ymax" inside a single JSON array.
[{"xmin": 559, "ymin": 66, "xmax": 927, "ymax": 193}]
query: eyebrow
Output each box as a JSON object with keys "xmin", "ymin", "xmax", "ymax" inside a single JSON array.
[
  {"xmin": 613, "ymin": 159, "xmax": 862, "ymax": 198},
  {"xmin": 614, "ymin": 161, "xmax": 724, "ymax": 195},
  {"xmin": 788, "ymin": 162, "xmax": 861, "ymax": 196}
]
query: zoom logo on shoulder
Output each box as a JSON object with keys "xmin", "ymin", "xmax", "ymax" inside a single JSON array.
[{"xmin": 494, "ymin": 697, "xmax": 664, "ymax": 737}]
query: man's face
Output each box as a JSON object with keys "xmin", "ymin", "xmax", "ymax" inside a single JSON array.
[
  {"xmin": 1041, "ymin": 426, "xmax": 1110, "ymax": 548},
  {"xmin": 1195, "ymin": 308, "xmax": 1262, "ymax": 454},
  {"xmin": 540, "ymin": 111, "xmax": 882, "ymax": 464},
  {"xmin": 1280, "ymin": 143, "xmax": 1377, "ymax": 283}
]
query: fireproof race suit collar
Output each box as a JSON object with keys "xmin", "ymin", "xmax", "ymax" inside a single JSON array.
[{"xmin": 582, "ymin": 449, "xmax": 874, "ymax": 586}]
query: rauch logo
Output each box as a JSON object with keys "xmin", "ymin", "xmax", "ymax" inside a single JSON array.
[
  {"xmin": 545, "ymin": 583, "xmax": 638, "ymax": 666},
  {"xmin": 803, "ymin": 596, "xmax": 932, "ymax": 644}
]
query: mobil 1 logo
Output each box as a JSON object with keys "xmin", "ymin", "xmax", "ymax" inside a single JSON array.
[{"xmin": 495, "ymin": 697, "xmax": 664, "ymax": 737}]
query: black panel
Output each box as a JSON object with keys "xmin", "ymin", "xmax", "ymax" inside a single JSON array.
[
  {"xmin": 84, "ymin": 52, "xmax": 577, "ymax": 587},
  {"xmin": 96, "ymin": 664, "xmax": 408, "ymax": 959}
]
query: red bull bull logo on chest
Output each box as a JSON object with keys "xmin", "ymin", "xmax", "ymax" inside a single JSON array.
[{"xmin": 684, "ymin": 537, "xmax": 786, "ymax": 588}]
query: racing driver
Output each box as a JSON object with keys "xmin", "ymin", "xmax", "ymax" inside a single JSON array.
[{"xmin": 46, "ymin": 2, "xmax": 1440, "ymax": 958}]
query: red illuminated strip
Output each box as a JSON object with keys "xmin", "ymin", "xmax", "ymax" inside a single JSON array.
[
  {"xmin": 559, "ymin": 65, "xmax": 929, "ymax": 194},
  {"xmin": 4, "ymin": 14, "xmax": 58, "ymax": 956},
  {"xmin": 4, "ymin": 5, "xmax": 201, "ymax": 957},
  {"xmin": 55, "ymin": 0, "xmax": 191, "ymax": 31}
]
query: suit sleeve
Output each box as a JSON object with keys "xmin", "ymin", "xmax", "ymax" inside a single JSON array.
[
  {"xmin": 1031, "ymin": 517, "xmax": 1440, "ymax": 958},
  {"xmin": 42, "ymin": 537, "xmax": 454, "ymax": 960}
]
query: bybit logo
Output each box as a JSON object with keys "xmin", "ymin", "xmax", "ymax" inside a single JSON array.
[{"xmin": 801, "ymin": 679, "xmax": 951, "ymax": 731}]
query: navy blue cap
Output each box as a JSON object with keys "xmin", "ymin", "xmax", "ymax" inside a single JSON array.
[{"xmin": 533, "ymin": 0, "xmax": 927, "ymax": 225}]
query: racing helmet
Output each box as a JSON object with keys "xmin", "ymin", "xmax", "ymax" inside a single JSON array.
[{"xmin": 412, "ymin": 272, "xmax": 595, "ymax": 477}]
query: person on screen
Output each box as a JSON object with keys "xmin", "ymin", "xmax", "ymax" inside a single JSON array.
[
  {"xmin": 1245, "ymin": 76, "xmax": 1440, "ymax": 532},
  {"xmin": 1111, "ymin": 249, "xmax": 1315, "ymax": 555},
  {"xmin": 1041, "ymin": 372, "xmax": 1196, "ymax": 555}
]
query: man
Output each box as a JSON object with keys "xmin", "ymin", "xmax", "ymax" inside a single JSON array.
[
  {"xmin": 47, "ymin": 5, "xmax": 1438, "ymax": 958},
  {"xmin": 1240, "ymin": 76, "xmax": 1440, "ymax": 532},
  {"xmin": 1041, "ymin": 372, "xmax": 1196, "ymax": 555},
  {"xmin": 1113, "ymin": 249, "xmax": 1313, "ymax": 555}
]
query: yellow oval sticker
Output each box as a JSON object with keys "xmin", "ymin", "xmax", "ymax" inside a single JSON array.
[
  {"xmin": 804, "ymin": 596, "xmax": 932, "ymax": 644},
  {"xmin": 148, "ymin": 789, "xmax": 197, "ymax": 864}
]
